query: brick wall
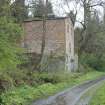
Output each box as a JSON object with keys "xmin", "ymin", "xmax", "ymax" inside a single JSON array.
[
  {"xmin": 23, "ymin": 19, "xmax": 66, "ymax": 56},
  {"xmin": 22, "ymin": 17, "xmax": 78, "ymax": 71}
]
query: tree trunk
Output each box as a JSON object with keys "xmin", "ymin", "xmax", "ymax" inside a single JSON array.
[{"xmin": 33, "ymin": 0, "xmax": 48, "ymax": 71}]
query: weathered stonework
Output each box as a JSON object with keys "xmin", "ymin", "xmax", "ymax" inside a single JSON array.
[{"xmin": 22, "ymin": 17, "xmax": 78, "ymax": 71}]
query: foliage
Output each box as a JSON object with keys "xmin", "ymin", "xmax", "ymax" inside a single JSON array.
[
  {"xmin": 0, "ymin": 0, "xmax": 11, "ymax": 17},
  {"xmin": 90, "ymin": 83, "xmax": 105, "ymax": 105},
  {"xmin": 11, "ymin": 0, "xmax": 28, "ymax": 22},
  {"xmin": 0, "ymin": 73, "xmax": 13, "ymax": 93},
  {"xmin": 31, "ymin": 0, "xmax": 53, "ymax": 17},
  {"xmin": 31, "ymin": 72, "xmax": 80, "ymax": 84},
  {"xmin": 76, "ymin": 12, "xmax": 105, "ymax": 72},
  {"xmin": 80, "ymin": 53, "xmax": 105, "ymax": 71},
  {"xmin": 0, "ymin": 17, "xmax": 23, "ymax": 70},
  {"xmin": 0, "ymin": 71, "xmax": 104, "ymax": 105}
]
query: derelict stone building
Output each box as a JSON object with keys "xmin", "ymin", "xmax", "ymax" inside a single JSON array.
[{"xmin": 22, "ymin": 17, "xmax": 78, "ymax": 71}]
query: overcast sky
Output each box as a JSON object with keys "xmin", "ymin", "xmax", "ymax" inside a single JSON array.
[
  {"xmin": 25, "ymin": 0, "xmax": 104, "ymax": 26},
  {"xmin": 51, "ymin": 0, "xmax": 104, "ymax": 22},
  {"xmin": 52, "ymin": 0, "xmax": 104, "ymax": 26}
]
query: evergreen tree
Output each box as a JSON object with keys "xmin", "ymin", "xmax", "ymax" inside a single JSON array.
[
  {"xmin": 11, "ymin": 0, "xmax": 28, "ymax": 22},
  {"xmin": 32, "ymin": 0, "xmax": 53, "ymax": 17},
  {"xmin": 0, "ymin": 0, "xmax": 11, "ymax": 17}
]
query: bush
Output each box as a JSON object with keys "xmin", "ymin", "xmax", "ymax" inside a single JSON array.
[
  {"xmin": 80, "ymin": 53, "xmax": 105, "ymax": 71},
  {"xmin": 7, "ymin": 70, "xmax": 28, "ymax": 86},
  {"xmin": 0, "ymin": 17, "xmax": 23, "ymax": 70},
  {"xmin": 0, "ymin": 73, "xmax": 13, "ymax": 93},
  {"xmin": 1, "ymin": 71, "xmax": 104, "ymax": 105},
  {"xmin": 30, "ymin": 72, "xmax": 82, "ymax": 85}
]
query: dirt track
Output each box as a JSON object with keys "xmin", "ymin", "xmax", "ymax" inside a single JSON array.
[{"xmin": 32, "ymin": 76, "xmax": 105, "ymax": 105}]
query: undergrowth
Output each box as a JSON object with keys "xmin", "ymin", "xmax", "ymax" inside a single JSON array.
[{"xmin": 0, "ymin": 70, "xmax": 104, "ymax": 105}]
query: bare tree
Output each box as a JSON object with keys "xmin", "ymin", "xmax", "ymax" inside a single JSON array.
[
  {"xmin": 79, "ymin": 0, "xmax": 105, "ymax": 53},
  {"xmin": 59, "ymin": 0, "xmax": 105, "ymax": 56}
]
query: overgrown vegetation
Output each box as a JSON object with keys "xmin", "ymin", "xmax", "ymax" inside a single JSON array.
[
  {"xmin": 0, "ymin": 17, "xmax": 23, "ymax": 70},
  {"xmin": 0, "ymin": 0, "xmax": 105, "ymax": 105},
  {"xmin": 0, "ymin": 70, "xmax": 104, "ymax": 105},
  {"xmin": 80, "ymin": 53, "xmax": 105, "ymax": 72}
]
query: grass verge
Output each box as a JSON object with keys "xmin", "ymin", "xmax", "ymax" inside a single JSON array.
[
  {"xmin": 90, "ymin": 82, "xmax": 105, "ymax": 105},
  {"xmin": 1, "ymin": 71, "xmax": 105, "ymax": 105}
]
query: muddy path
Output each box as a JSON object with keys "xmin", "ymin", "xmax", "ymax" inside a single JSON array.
[{"xmin": 32, "ymin": 76, "xmax": 105, "ymax": 105}]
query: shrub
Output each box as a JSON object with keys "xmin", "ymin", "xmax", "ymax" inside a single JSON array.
[
  {"xmin": 30, "ymin": 72, "xmax": 82, "ymax": 85},
  {"xmin": 0, "ymin": 17, "xmax": 23, "ymax": 70},
  {"xmin": 80, "ymin": 53, "xmax": 105, "ymax": 71},
  {"xmin": 0, "ymin": 73, "xmax": 13, "ymax": 93}
]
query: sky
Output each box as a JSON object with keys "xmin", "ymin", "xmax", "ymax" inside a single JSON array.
[
  {"xmin": 26, "ymin": 0, "xmax": 84, "ymax": 25},
  {"xmin": 51, "ymin": 0, "xmax": 104, "ymax": 25},
  {"xmin": 51, "ymin": 0, "xmax": 84, "ymax": 26},
  {"xmin": 25, "ymin": 0, "xmax": 104, "ymax": 26}
]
